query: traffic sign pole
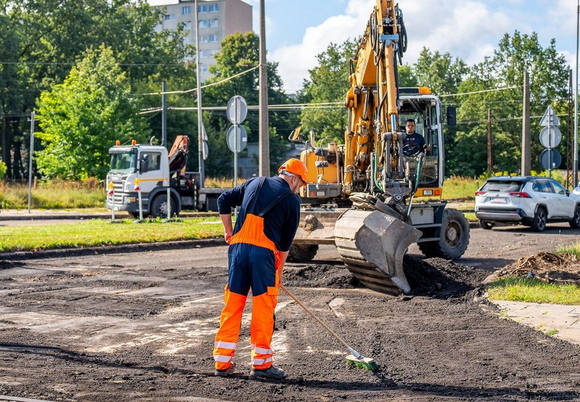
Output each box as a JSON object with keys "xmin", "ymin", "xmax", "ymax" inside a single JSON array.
[{"xmin": 234, "ymin": 100, "xmax": 238, "ymax": 187}]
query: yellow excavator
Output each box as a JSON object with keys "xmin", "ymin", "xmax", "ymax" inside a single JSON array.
[{"xmin": 289, "ymin": 0, "xmax": 470, "ymax": 295}]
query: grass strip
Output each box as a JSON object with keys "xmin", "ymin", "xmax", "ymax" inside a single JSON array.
[
  {"xmin": 487, "ymin": 277, "xmax": 580, "ymax": 305},
  {"xmin": 0, "ymin": 218, "xmax": 224, "ymax": 252}
]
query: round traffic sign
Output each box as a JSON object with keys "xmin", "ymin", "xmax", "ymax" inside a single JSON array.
[
  {"xmin": 226, "ymin": 95, "xmax": 248, "ymax": 125},
  {"xmin": 227, "ymin": 125, "xmax": 247, "ymax": 153},
  {"xmin": 539, "ymin": 126, "xmax": 562, "ymax": 148},
  {"xmin": 539, "ymin": 148, "xmax": 562, "ymax": 170}
]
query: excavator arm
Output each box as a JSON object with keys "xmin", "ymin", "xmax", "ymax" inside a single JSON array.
[{"xmin": 344, "ymin": 0, "xmax": 407, "ymax": 195}]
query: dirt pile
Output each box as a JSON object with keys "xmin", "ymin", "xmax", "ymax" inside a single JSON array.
[
  {"xmin": 404, "ymin": 256, "xmax": 489, "ymax": 298},
  {"xmin": 492, "ymin": 251, "xmax": 580, "ymax": 285},
  {"xmin": 284, "ymin": 256, "xmax": 488, "ymax": 298}
]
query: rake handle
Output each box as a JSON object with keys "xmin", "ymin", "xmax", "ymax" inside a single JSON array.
[{"xmin": 280, "ymin": 285, "xmax": 356, "ymax": 355}]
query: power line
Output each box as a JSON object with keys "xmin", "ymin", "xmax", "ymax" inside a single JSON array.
[
  {"xmin": 138, "ymin": 66, "xmax": 260, "ymax": 96},
  {"xmin": 439, "ymin": 85, "xmax": 521, "ymax": 97}
]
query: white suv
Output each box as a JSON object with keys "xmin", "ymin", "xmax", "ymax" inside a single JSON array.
[{"xmin": 475, "ymin": 176, "xmax": 580, "ymax": 231}]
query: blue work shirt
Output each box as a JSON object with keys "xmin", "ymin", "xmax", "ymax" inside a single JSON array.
[{"xmin": 217, "ymin": 177, "xmax": 301, "ymax": 252}]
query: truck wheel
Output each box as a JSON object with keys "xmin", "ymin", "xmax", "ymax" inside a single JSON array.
[
  {"xmin": 151, "ymin": 194, "xmax": 178, "ymax": 218},
  {"xmin": 569, "ymin": 206, "xmax": 580, "ymax": 229},
  {"xmin": 530, "ymin": 207, "xmax": 547, "ymax": 232},
  {"xmin": 287, "ymin": 244, "xmax": 319, "ymax": 262},
  {"xmin": 419, "ymin": 209, "xmax": 470, "ymax": 260}
]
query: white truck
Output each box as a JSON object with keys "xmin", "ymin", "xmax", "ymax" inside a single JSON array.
[{"xmin": 106, "ymin": 136, "xmax": 223, "ymax": 217}]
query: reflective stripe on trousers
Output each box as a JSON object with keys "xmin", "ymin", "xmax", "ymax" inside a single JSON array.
[{"xmin": 213, "ymin": 213, "xmax": 281, "ymax": 371}]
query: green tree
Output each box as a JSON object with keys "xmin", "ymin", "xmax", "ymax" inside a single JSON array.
[
  {"xmin": 1, "ymin": 0, "xmax": 192, "ymax": 179},
  {"xmin": 202, "ymin": 32, "xmax": 295, "ymax": 177},
  {"xmin": 36, "ymin": 46, "xmax": 150, "ymax": 179},
  {"xmin": 413, "ymin": 48, "xmax": 468, "ymax": 96},
  {"xmin": 450, "ymin": 31, "xmax": 569, "ymax": 177},
  {"xmin": 398, "ymin": 64, "xmax": 418, "ymax": 87},
  {"xmin": 299, "ymin": 39, "xmax": 358, "ymax": 142}
]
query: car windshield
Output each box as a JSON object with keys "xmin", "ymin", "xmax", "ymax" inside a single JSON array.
[
  {"xmin": 482, "ymin": 180, "xmax": 523, "ymax": 192},
  {"xmin": 110, "ymin": 151, "xmax": 137, "ymax": 174}
]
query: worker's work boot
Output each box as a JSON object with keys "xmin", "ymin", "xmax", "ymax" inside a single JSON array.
[
  {"xmin": 214, "ymin": 362, "xmax": 236, "ymax": 377},
  {"xmin": 250, "ymin": 365, "xmax": 285, "ymax": 379}
]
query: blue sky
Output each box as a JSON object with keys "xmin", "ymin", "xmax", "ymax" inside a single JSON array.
[{"xmin": 244, "ymin": 0, "xmax": 577, "ymax": 93}]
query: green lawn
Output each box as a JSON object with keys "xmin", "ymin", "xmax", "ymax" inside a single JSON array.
[
  {"xmin": 0, "ymin": 218, "xmax": 224, "ymax": 252},
  {"xmin": 487, "ymin": 277, "xmax": 580, "ymax": 305}
]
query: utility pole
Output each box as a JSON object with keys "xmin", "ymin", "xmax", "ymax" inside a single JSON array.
[
  {"xmin": 521, "ymin": 70, "xmax": 531, "ymax": 176},
  {"xmin": 28, "ymin": 111, "xmax": 37, "ymax": 213},
  {"xmin": 162, "ymin": 81, "xmax": 167, "ymax": 148},
  {"xmin": 575, "ymin": 0, "xmax": 579, "ymax": 186},
  {"xmin": 568, "ymin": 70, "xmax": 574, "ymax": 189},
  {"xmin": 195, "ymin": 0, "xmax": 204, "ymax": 188},
  {"xmin": 487, "ymin": 108, "xmax": 493, "ymax": 173},
  {"xmin": 258, "ymin": 0, "xmax": 270, "ymax": 176}
]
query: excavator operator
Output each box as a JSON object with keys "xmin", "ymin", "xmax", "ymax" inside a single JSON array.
[{"xmin": 213, "ymin": 158, "xmax": 308, "ymax": 380}]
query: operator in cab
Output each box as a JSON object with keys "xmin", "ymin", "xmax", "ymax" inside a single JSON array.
[{"xmin": 402, "ymin": 119, "xmax": 429, "ymax": 183}]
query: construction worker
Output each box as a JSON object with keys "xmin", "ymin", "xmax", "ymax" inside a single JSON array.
[{"xmin": 213, "ymin": 158, "xmax": 308, "ymax": 379}]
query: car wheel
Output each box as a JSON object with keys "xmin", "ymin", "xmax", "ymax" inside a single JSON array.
[
  {"xmin": 530, "ymin": 207, "xmax": 547, "ymax": 232},
  {"xmin": 479, "ymin": 220, "xmax": 494, "ymax": 230},
  {"xmin": 569, "ymin": 206, "xmax": 580, "ymax": 229}
]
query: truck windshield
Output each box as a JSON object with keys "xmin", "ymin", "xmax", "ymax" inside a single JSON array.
[{"xmin": 110, "ymin": 151, "xmax": 137, "ymax": 174}]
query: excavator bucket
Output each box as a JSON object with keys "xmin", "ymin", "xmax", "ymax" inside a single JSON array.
[{"xmin": 334, "ymin": 209, "xmax": 422, "ymax": 295}]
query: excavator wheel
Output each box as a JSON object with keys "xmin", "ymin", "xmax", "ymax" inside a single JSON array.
[
  {"xmin": 288, "ymin": 244, "xmax": 319, "ymax": 262},
  {"xmin": 418, "ymin": 209, "xmax": 470, "ymax": 260}
]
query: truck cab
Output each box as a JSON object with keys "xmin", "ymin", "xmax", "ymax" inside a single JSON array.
[{"xmin": 107, "ymin": 140, "xmax": 195, "ymax": 218}]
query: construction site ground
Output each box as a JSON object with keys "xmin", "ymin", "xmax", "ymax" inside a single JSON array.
[{"xmin": 0, "ymin": 221, "xmax": 579, "ymax": 401}]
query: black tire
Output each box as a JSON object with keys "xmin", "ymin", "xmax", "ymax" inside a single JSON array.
[
  {"xmin": 419, "ymin": 209, "xmax": 470, "ymax": 260},
  {"xmin": 569, "ymin": 206, "xmax": 580, "ymax": 229},
  {"xmin": 287, "ymin": 244, "xmax": 319, "ymax": 262},
  {"xmin": 150, "ymin": 194, "xmax": 179, "ymax": 218},
  {"xmin": 530, "ymin": 207, "xmax": 547, "ymax": 232},
  {"xmin": 479, "ymin": 220, "xmax": 494, "ymax": 230}
]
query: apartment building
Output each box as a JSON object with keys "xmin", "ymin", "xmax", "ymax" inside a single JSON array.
[{"xmin": 149, "ymin": 0, "xmax": 253, "ymax": 81}]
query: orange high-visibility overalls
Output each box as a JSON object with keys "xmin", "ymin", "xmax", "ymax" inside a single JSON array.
[{"xmin": 213, "ymin": 178, "xmax": 293, "ymax": 371}]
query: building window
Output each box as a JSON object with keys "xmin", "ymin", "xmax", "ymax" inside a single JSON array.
[
  {"xmin": 183, "ymin": 21, "xmax": 191, "ymax": 30},
  {"xmin": 210, "ymin": 49, "xmax": 219, "ymax": 57},
  {"xmin": 209, "ymin": 34, "xmax": 218, "ymax": 42},
  {"xmin": 209, "ymin": 4, "xmax": 218, "ymax": 12},
  {"xmin": 164, "ymin": 14, "xmax": 175, "ymax": 21},
  {"xmin": 198, "ymin": 19, "xmax": 208, "ymax": 28},
  {"xmin": 198, "ymin": 5, "xmax": 207, "ymax": 13},
  {"xmin": 209, "ymin": 19, "xmax": 219, "ymax": 27},
  {"xmin": 184, "ymin": 36, "xmax": 192, "ymax": 45},
  {"xmin": 199, "ymin": 50, "xmax": 210, "ymax": 58},
  {"xmin": 182, "ymin": 6, "xmax": 191, "ymax": 15},
  {"xmin": 199, "ymin": 35, "xmax": 208, "ymax": 43},
  {"xmin": 201, "ymin": 65, "xmax": 209, "ymax": 72}
]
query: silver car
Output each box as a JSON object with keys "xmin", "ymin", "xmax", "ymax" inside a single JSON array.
[{"xmin": 475, "ymin": 176, "xmax": 580, "ymax": 231}]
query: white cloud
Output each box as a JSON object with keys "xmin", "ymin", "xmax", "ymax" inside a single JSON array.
[
  {"xmin": 271, "ymin": 0, "xmax": 515, "ymax": 93},
  {"xmin": 269, "ymin": 0, "xmax": 576, "ymax": 93},
  {"xmin": 271, "ymin": 0, "xmax": 373, "ymax": 93}
]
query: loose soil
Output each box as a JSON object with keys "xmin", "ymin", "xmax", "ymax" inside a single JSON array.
[{"xmin": 0, "ymin": 226, "xmax": 579, "ymax": 401}]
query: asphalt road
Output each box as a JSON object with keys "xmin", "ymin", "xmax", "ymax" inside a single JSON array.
[{"xmin": 0, "ymin": 228, "xmax": 579, "ymax": 401}]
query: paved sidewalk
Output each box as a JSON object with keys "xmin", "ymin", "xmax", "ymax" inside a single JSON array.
[{"xmin": 492, "ymin": 300, "xmax": 580, "ymax": 346}]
